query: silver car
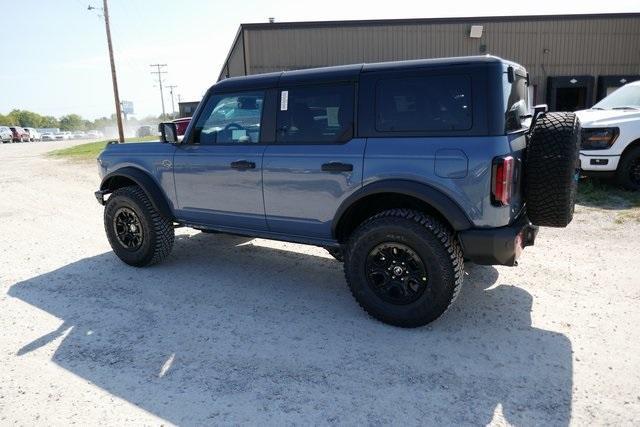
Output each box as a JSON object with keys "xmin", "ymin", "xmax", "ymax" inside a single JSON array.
[{"xmin": 0, "ymin": 126, "xmax": 12, "ymax": 143}]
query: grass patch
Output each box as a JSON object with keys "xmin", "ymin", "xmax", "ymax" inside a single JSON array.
[
  {"xmin": 615, "ymin": 210, "xmax": 640, "ymax": 224},
  {"xmin": 48, "ymin": 136, "xmax": 158, "ymax": 160},
  {"xmin": 577, "ymin": 178, "xmax": 640, "ymax": 209}
]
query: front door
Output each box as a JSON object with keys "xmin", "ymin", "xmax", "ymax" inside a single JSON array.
[
  {"xmin": 173, "ymin": 90, "xmax": 267, "ymax": 231},
  {"xmin": 262, "ymin": 83, "xmax": 365, "ymax": 239}
]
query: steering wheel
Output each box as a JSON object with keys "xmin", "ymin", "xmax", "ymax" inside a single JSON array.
[{"xmin": 223, "ymin": 123, "xmax": 245, "ymax": 131}]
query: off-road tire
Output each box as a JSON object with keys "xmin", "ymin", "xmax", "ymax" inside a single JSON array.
[
  {"xmin": 525, "ymin": 112, "xmax": 581, "ymax": 227},
  {"xmin": 616, "ymin": 146, "xmax": 640, "ymax": 191},
  {"xmin": 325, "ymin": 247, "xmax": 344, "ymax": 262},
  {"xmin": 344, "ymin": 209, "xmax": 464, "ymax": 328},
  {"xmin": 104, "ymin": 185, "xmax": 174, "ymax": 267}
]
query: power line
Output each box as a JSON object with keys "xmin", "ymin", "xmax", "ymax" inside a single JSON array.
[
  {"xmin": 166, "ymin": 85, "xmax": 177, "ymax": 117},
  {"xmin": 89, "ymin": 0, "xmax": 125, "ymax": 143},
  {"xmin": 149, "ymin": 64, "xmax": 168, "ymax": 117}
]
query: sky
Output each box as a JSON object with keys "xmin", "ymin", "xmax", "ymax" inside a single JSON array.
[{"xmin": 0, "ymin": 0, "xmax": 638, "ymax": 120}]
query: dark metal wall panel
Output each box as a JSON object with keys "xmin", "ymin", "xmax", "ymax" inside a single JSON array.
[{"xmin": 225, "ymin": 15, "xmax": 640, "ymax": 105}]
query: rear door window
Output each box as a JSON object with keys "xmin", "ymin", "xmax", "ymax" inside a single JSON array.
[
  {"xmin": 276, "ymin": 84, "xmax": 354, "ymax": 144},
  {"xmin": 375, "ymin": 75, "xmax": 472, "ymax": 132}
]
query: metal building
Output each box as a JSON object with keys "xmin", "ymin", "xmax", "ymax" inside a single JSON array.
[{"xmin": 218, "ymin": 13, "xmax": 640, "ymax": 111}]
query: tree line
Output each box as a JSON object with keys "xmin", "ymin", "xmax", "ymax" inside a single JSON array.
[{"xmin": 0, "ymin": 109, "xmax": 169, "ymax": 131}]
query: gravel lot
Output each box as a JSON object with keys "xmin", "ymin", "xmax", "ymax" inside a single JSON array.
[{"xmin": 1, "ymin": 140, "xmax": 639, "ymax": 425}]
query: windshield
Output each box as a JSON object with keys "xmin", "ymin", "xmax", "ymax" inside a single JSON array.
[{"xmin": 592, "ymin": 85, "xmax": 640, "ymax": 109}]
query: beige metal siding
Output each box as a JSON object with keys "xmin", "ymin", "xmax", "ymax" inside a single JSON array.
[
  {"xmin": 225, "ymin": 15, "xmax": 640, "ymax": 104},
  {"xmin": 226, "ymin": 32, "xmax": 246, "ymax": 77}
]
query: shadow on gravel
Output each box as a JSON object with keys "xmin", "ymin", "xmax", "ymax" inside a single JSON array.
[{"xmin": 8, "ymin": 233, "xmax": 572, "ymax": 425}]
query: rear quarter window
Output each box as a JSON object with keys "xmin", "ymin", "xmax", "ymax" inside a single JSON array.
[
  {"xmin": 504, "ymin": 74, "xmax": 530, "ymax": 133},
  {"xmin": 375, "ymin": 75, "xmax": 473, "ymax": 132}
]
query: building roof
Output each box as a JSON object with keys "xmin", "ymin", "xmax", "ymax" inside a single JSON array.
[{"xmin": 239, "ymin": 12, "xmax": 640, "ymax": 30}]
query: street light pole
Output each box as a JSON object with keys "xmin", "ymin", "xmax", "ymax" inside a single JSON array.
[{"xmin": 92, "ymin": 0, "xmax": 125, "ymax": 143}]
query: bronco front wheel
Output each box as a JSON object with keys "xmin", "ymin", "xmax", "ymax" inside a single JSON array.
[
  {"xmin": 344, "ymin": 209, "xmax": 464, "ymax": 328},
  {"xmin": 104, "ymin": 185, "xmax": 174, "ymax": 267}
]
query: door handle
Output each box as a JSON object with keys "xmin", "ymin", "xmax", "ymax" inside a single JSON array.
[
  {"xmin": 230, "ymin": 160, "xmax": 256, "ymax": 170},
  {"xmin": 321, "ymin": 162, "xmax": 353, "ymax": 172}
]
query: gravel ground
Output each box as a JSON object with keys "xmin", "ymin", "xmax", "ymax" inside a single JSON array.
[{"xmin": 1, "ymin": 140, "xmax": 639, "ymax": 426}]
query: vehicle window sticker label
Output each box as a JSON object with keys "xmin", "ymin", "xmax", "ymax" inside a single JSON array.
[
  {"xmin": 232, "ymin": 129, "xmax": 247, "ymax": 140},
  {"xmin": 280, "ymin": 90, "xmax": 288, "ymax": 111}
]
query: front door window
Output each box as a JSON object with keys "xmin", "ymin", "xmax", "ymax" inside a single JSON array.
[{"xmin": 191, "ymin": 92, "xmax": 264, "ymax": 145}]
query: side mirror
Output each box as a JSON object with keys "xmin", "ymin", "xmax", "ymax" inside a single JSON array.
[{"xmin": 159, "ymin": 122, "xmax": 177, "ymax": 143}]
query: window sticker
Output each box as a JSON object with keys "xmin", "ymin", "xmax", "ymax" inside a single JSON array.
[
  {"xmin": 231, "ymin": 129, "xmax": 247, "ymax": 140},
  {"xmin": 280, "ymin": 90, "xmax": 289, "ymax": 111}
]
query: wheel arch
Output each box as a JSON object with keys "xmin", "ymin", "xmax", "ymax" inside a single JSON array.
[
  {"xmin": 332, "ymin": 180, "xmax": 473, "ymax": 243},
  {"xmin": 619, "ymin": 137, "xmax": 640, "ymax": 161},
  {"xmin": 100, "ymin": 167, "xmax": 174, "ymax": 220}
]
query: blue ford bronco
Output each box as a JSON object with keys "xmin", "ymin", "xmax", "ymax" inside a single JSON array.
[{"xmin": 95, "ymin": 56, "xmax": 580, "ymax": 327}]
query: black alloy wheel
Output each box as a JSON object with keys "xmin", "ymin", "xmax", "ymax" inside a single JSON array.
[
  {"xmin": 113, "ymin": 206, "xmax": 144, "ymax": 250},
  {"xmin": 365, "ymin": 242, "xmax": 428, "ymax": 305}
]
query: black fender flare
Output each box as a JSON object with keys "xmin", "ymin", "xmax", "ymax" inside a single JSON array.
[
  {"xmin": 99, "ymin": 167, "xmax": 174, "ymax": 219},
  {"xmin": 332, "ymin": 179, "xmax": 473, "ymax": 238}
]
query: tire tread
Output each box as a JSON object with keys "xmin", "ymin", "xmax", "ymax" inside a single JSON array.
[
  {"xmin": 344, "ymin": 209, "xmax": 464, "ymax": 327},
  {"xmin": 105, "ymin": 185, "xmax": 174, "ymax": 266}
]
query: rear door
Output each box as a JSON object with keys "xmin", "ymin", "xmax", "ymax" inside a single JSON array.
[
  {"xmin": 172, "ymin": 90, "xmax": 268, "ymax": 231},
  {"xmin": 262, "ymin": 83, "xmax": 365, "ymax": 239}
]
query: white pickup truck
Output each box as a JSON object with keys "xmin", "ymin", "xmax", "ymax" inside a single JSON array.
[{"xmin": 576, "ymin": 80, "xmax": 640, "ymax": 190}]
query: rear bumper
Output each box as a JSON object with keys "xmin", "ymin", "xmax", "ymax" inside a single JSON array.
[{"xmin": 458, "ymin": 215, "xmax": 538, "ymax": 266}]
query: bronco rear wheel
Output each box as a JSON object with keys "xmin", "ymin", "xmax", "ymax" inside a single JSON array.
[
  {"xmin": 344, "ymin": 209, "xmax": 464, "ymax": 328},
  {"xmin": 525, "ymin": 112, "xmax": 581, "ymax": 227},
  {"xmin": 104, "ymin": 185, "xmax": 174, "ymax": 267}
]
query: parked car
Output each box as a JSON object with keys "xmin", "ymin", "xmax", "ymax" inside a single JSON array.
[
  {"xmin": 41, "ymin": 132, "xmax": 56, "ymax": 141},
  {"xmin": 54, "ymin": 132, "xmax": 67, "ymax": 140},
  {"xmin": 10, "ymin": 126, "xmax": 29, "ymax": 142},
  {"xmin": 23, "ymin": 127, "xmax": 41, "ymax": 142},
  {"xmin": 95, "ymin": 56, "xmax": 580, "ymax": 327},
  {"xmin": 87, "ymin": 130, "xmax": 104, "ymax": 139},
  {"xmin": 74, "ymin": 131, "xmax": 86, "ymax": 139},
  {"xmin": 173, "ymin": 117, "xmax": 191, "ymax": 141},
  {"xmin": 576, "ymin": 80, "xmax": 640, "ymax": 190},
  {"xmin": 0, "ymin": 126, "xmax": 12, "ymax": 143},
  {"xmin": 136, "ymin": 125, "xmax": 154, "ymax": 137}
]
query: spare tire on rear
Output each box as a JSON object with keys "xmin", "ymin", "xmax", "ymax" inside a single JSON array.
[{"xmin": 524, "ymin": 112, "xmax": 581, "ymax": 228}]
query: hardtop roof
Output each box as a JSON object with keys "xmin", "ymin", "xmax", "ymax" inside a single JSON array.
[{"xmin": 213, "ymin": 55, "xmax": 514, "ymax": 92}]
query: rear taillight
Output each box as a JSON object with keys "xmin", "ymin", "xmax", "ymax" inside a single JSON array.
[{"xmin": 491, "ymin": 156, "xmax": 514, "ymax": 206}]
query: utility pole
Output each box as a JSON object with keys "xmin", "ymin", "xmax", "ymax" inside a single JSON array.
[
  {"xmin": 150, "ymin": 64, "xmax": 167, "ymax": 117},
  {"xmin": 89, "ymin": 0, "xmax": 124, "ymax": 143},
  {"xmin": 167, "ymin": 85, "xmax": 177, "ymax": 118}
]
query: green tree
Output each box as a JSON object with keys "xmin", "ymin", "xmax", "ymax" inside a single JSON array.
[
  {"xmin": 9, "ymin": 109, "xmax": 44, "ymax": 127},
  {"xmin": 0, "ymin": 113, "xmax": 14, "ymax": 125},
  {"xmin": 59, "ymin": 114, "xmax": 85, "ymax": 131},
  {"xmin": 40, "ymin": 116, "xmax": 59, "ymax": 128}
]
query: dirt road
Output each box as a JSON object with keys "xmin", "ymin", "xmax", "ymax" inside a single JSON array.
[{"xmin": 1, "ymin": 141, "xmax": 639, "ymax": 425}]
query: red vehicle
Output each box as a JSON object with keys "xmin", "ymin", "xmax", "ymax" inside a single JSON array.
[
  {"xmin": 9, "ymin": 126, "xmax": 29, "ymax": 142},
  {"xmin": 172, "ymin": 117, "xmax": 191, "ymax": 141}
]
